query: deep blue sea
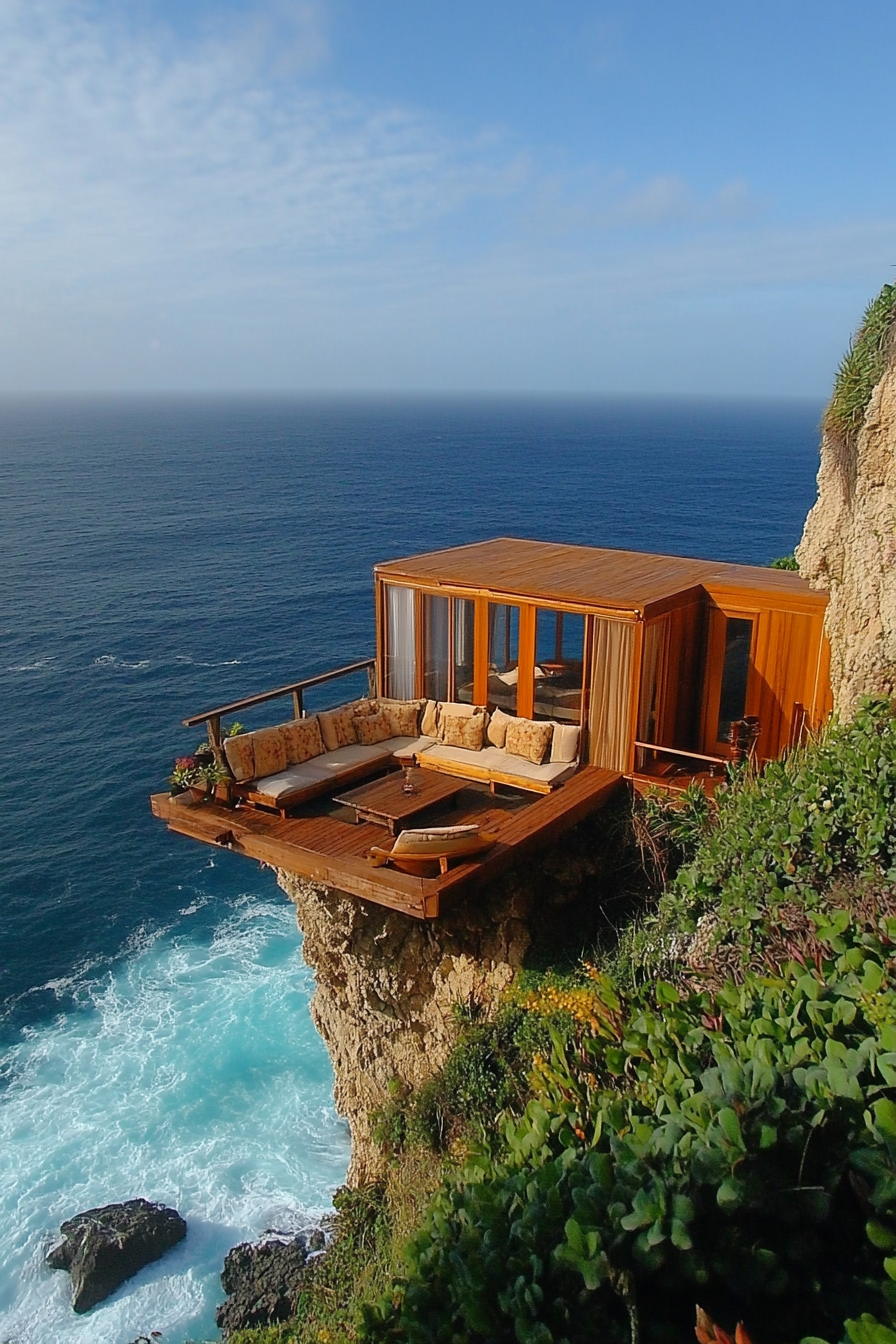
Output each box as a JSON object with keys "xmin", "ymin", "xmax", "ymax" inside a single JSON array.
[{"xmin": 0, "ymin": 394, "xmax": 822, "ymax": 1340}]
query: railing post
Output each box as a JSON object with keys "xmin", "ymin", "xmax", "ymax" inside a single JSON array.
[
  {"xmin": 293, "ymin": 688, "xmax": 304, "ymax": 719},
  {"xmin": 207, "ymin": 716, "xmax": 223, "ymax": 762},
  {"xmin": 367, "ymin": 665, "xmax": 376, "ymax": 699}
]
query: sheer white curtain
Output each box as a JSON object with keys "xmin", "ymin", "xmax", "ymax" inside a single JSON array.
[
  {"xmin": 588, "ymin": 619, "xmax": 635, "ymax": 771},
  {"xmin": 385, "ymin": 585, "xmax": 417, "ymax": 699}
]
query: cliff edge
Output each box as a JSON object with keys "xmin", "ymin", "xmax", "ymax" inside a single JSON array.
[
  {"xmin": 798, "ymin": 282, "xmax": 896, "ymax": 715},
  {"xmin": 277, "ymin": 812, "xmax": 631, "ymax": 1184}
]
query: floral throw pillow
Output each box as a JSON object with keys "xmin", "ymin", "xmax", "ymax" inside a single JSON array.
[
  {"xmin": 355, "ymin": 710, "xmax": 393, "ymax": 745},
  {"xmin": 319, "ymin": 705, "xmax": 358, "ymax": 752},
  {"xmin": 223, "ymin": 732, "xmax": 256, "ymax": 782},
  {"xmin": 281, "ymin": 717, "xmax": 325, "ymax": 765},
  {"xmin": 504, "ymin": 718, "xmax": 553, "ymax": 765},
  {"xmin": 253, "ymin": 726, "xmax": 288, "ymax": 777},
  {"xmin": 441, "ymin": 712, "xmax": 484, "ymax": 751},
  {"xmin": 381, "ymin": 700, "xmax": 419, "ymax": 738}
]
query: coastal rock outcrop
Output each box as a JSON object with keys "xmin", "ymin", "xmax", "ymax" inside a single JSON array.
[
  {"xmin": 798, "ymin": 301, "xmax": 896, "ymax": 716},
  {"xmin": 278, "ymin": 810, "xmax": 631, "ymax": 1183},
  {"xmin": 45, "ymin": 1198, "xmax": 187, "ymax": 1313},
  {"xmin": 216, "ymin": 1232, "xmax": 323, "ymax": 1337}
]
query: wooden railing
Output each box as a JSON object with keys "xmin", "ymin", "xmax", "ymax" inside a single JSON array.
[
  {"xmin": 183, "ymin": 658, "xmax": 376, "ymax": 751},
  {"xmin": 633, "ymin": 741, "xmax": 729, "ymax": 775}
]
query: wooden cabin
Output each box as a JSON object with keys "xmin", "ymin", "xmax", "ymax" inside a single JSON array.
[
  {"xmin": 151, "ymin": 537, "xmax": 831, "ymax": 918},
  {"xmin": 374, "ymin": 537, "xmax": 832, "ymax": 788}
]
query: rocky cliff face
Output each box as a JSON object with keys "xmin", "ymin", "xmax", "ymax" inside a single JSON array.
[
  {"xmin": 277, "ymin": 811, "xmax": 632, "ymax": 1184},
  {"xmin": 798, "ymin": 308, "xmax": 896, "ymax": 716}
]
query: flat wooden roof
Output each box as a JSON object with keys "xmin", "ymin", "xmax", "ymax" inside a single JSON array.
[{"xmin": 375, "ymin": 537, "xmax": 826, "ymax": 617}]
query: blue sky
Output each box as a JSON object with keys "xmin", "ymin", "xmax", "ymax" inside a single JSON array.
[{"xmin": 2, "ymin": 0, "xmax": 894, "ymax": 393}]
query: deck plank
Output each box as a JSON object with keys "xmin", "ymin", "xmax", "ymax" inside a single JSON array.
[{"xmin": 151, "ymin": 765, "xmax": 622, "ymax": 920}]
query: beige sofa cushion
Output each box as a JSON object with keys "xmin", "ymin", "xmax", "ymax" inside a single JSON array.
[
  {"xmin": 487, "ymin": 707, "xmax": 514, "ymax": 748},
  {"xmin": 356, "ymin": 710, "xmax": 393, "ymax": 745},
  {"xmin": 315, "ymin": 742, "xmax": 392, "ymax": 770},
  {"xmin": 223, "ymin": 732, "xmax": 256, "ymax": 782},
  {"xmin": 319, "ymin": 704, "xmax": 358, "ymax": 751},
  {"xmin": 253, "ymin": 761, "xmax": 333, "ymax": 800},
  {"xmin": 281, "ymin": 716, "xmax": 325, "ymax": 765},
  {"xmin": 505, "ymin": 718, "xmax": 553, "ymax": 765},
  {"xmin": 379, "ymin": 699, "xmax": 420, "ymax": 738},
  {"xmin": 441, "ymin": 712, "xmax": 483, "ymax": 751},
  {"xmin": 387, "ymin": 734, "xmax": 437, "ymax": 761},
  {"xmin": 421, "ymin": 699, "xmax": 439, "ymax": 737},
  {"xmin": 550, "ymin": 723, "xmax": 580, "ymax": 764},
  {"xmin": 253, "ymin": 726, "xmax": 288, "ymax": 777}
]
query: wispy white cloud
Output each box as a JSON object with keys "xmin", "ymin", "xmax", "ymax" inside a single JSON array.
[
  {"xmin": 523, "ymin": 168, "xmax": 762, "ymax": 237},
  {"xmin": 0, "ymin": 0, "xmax": 521, "ymax": 300},
  {"xmin": 0, "ymin": 0, "xmax": 893, "ymax": 392}
]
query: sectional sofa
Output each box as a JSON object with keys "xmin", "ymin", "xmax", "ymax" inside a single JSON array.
[{"xmin": 220, "ymin": 696, "xmax": 580, "ymax": 816}]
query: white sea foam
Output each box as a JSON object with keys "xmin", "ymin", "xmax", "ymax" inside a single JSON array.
[
  {"xmin": 8, "ymin": 656, "xmax": 56, "ymax": 671},
  {"xmin": 91, "ymin": 655, "xmax": 151, "ymax": 670},
  {"xmin": 0, "ymin": 899, "xmax": 349, "ymax": 1343}
]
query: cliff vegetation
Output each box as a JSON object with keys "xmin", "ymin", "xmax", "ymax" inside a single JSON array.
[{"xmin": 231, "ymin": 700, "xmax": 896, "ymax": 1344}]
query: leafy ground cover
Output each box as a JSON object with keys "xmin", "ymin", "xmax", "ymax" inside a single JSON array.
[{"xmin": 230, "ymin": 698, "xmax": 896, "ymax": 1344}]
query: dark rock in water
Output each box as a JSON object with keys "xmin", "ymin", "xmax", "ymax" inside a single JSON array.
[
  {"xmin": 46, "ymin": 1199, "xmax": 187, "ymax": 1314},
  {"xmin": 216, "ymin": 1234, "xmax": 312, "ymax": 1337}
]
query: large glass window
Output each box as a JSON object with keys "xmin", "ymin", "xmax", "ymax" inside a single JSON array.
[
  {"xmin": 534, "ymin": 609, "xmax": 585, "ymax": 723},
  {"xmin": 384, "ymin": 585, "xmax": 416, "ymax": 699},
  {"xmin": 422, "ymin": 594, "xmax": 449, "ymax": 701},
  {"xmin": 487, "ymin": 603, "xmax": 520, "ymax": 714},
  {"xmin": 453, "ymin": 598, "xmax": 476, "ymax": 703},
  {"xmin": 717, "ymin": 617, "xmax": 753, "ymax": 741}
]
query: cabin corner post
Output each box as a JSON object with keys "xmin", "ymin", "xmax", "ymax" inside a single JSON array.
[{"xmin": 628, "ymin": 620, "xmax": 645, "ymax": 776}]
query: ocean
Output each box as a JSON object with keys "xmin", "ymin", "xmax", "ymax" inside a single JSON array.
[{"xmin": 0, "ymin": 394, "xmax": 822, "ymax": 1341}]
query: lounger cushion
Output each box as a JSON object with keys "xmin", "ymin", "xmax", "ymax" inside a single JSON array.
[
  {"xmin": 419, "ymin": 744, "xmax": 507, "ymax": 770},
  {"xmin": 311, "ymin": 743, "xmax": 392, "ymax": 771},
  {"xmin": 505, "ymin": 718, "xmax": 553, "ymax": 765},
  {"xmin": 223, "ymin": 733, "xmax": 255, "ymax": 782},
  {"xmin": 253, "ymin": 726, "xmax": 288, "ymax": 777},
  {"xmin": 280, "ymin": 716, "xmax": 325, "ymax": 765},
  {"xmin": 252, "ymin": 762, "xmax": 333, "ymax": 800},
  {"xmin": 318, "ymin": 704, "xmax": 358, "ymax": 751},
  {"xmin": 386, "ymin": 734, "xmax": 437, "ymax": 760}
]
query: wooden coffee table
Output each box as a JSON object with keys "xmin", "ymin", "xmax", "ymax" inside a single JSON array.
[{"xmin": 334, "ymin": 769, "xmax": 468, "ymax": 835}]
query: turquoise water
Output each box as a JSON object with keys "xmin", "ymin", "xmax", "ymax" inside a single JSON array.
[
  {"xmin": 0, "ymin": 395, "xmax": 823, "ymax": 1338},
  {"xmin": 0, "ymin": 889, "xmax": 349, "ymax": 1341}
]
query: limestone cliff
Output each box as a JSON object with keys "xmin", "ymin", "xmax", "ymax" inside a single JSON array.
[
  {"xmin": 276, "ymin": 812, "xmax": 632, "ymax": 1184},
  {"xmin": 798, "ymin": 284, "xmax": 896, "ymax": 715}
]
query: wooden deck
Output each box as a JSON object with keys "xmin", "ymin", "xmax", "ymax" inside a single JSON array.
[{"xmin": 151, "ymin": 766, "xmax": 623, "ymax": 920}]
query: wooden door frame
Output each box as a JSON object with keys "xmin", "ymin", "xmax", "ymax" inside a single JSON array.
[{"xmin": 699, "ymin": 603, "xmax": 760, "ymax": 756}]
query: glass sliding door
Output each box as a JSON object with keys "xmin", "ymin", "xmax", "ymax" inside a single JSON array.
[
  {"xmin": 453, "ymin": 598, "xmax": 475, "ymax": 703},
  {"xmin": 384, "ymin": 585, "xmax": 416, "ymax": 699},
  {"xmin": 422, "ymin": 593, "xmax": 450, "ymax": 702},
  {"xmin": 533, "ymin": 609, "xmax": 585, "ymax": 723},
  {"xmin": 487, "ymin": 603, "xmax": 520, "ymax": 714}
]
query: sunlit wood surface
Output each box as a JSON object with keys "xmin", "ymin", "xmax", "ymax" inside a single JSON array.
[{"xmin": 151, "ymin": 765, "xmax": 622, "ymax": 920}]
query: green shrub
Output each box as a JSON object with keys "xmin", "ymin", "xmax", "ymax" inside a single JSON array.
[
  {"xmin": 613, "ymin": 698, "xmax": 896, "ymax": 987},
  {"xmin": 362, "ymin": 920, "xmax": 896, "ymax": 1344},
  {"xmin": 768, "ymin": 553, "xmax": 799, "ymax": 570}
]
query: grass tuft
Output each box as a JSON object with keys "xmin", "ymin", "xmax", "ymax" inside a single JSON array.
[{"xmin": 824, "ymin": 281, "xmax": 896, "ymax": 441}]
